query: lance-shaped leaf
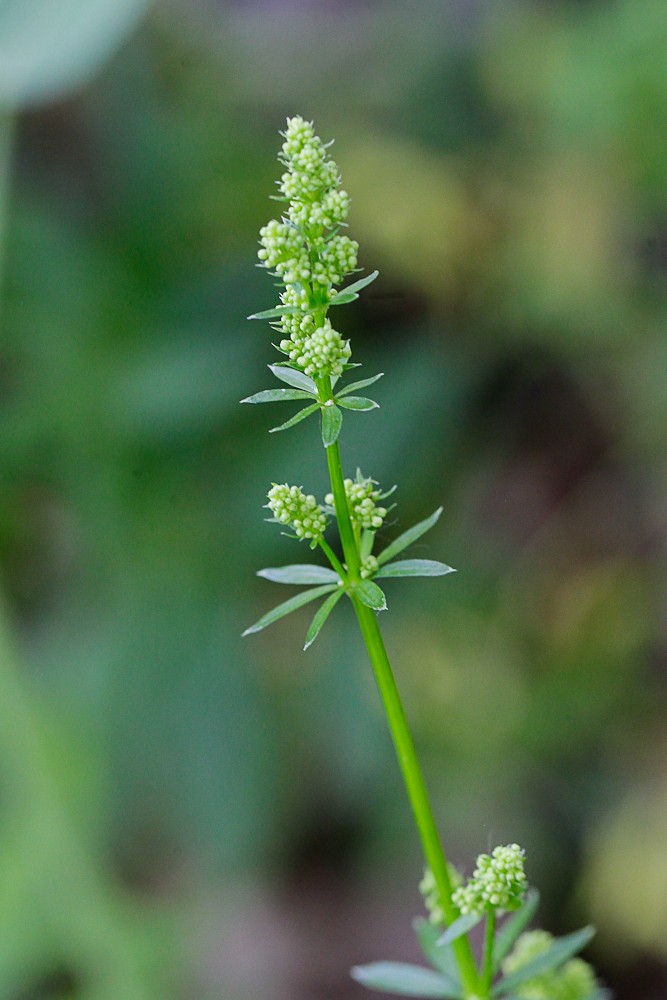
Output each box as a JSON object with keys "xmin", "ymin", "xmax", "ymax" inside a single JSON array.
[
  {"xmin": 492, "ymin": 890, "xmax": 540, "ymax": 972},
  {"xmin": 269, "ymin": 364, "xmax": 318, "ymax": 393},
  {"xmin": 437, "ymin": 913, "xmax": 482, "ymax": 946},
  {"xmin": 335, "ymin": 269, "xmax": 379, "ymax": 298},
  {"xmin": 377, "ymin": 507, "xmax": 443, "ymax": 567},
  {"xmin": 241, "ymin": 388, "xmax": 315, "ymax": 404},
  {"xmin": 351, "ymin": 962, "xmax": 462, "ymax": 999},
  {"xmin": 321, "ymin": 404, "xmax": 343, "ymax": 447},
  {"xmin": 336, "ymin": 396, "xmax": 379, "ymax": 411},
  {"xmin": 242, "ymin": 584, "xmax": 338, "ymax": 637},
  {"xmin": 376, "ymin": 559, "xmax": 455, "ymax": 579},
  {"xmin": 356, "ymin": 579, "xmax": 387, "ymax": 611},
  {"xmin": 248, "ymin": 305, "xmax": 300, "ymax": 320},
  {"xmin": 303, "ymin": 587, "xmax": 346, "ymax": 650},
  {"xmin": 493, "ymin": 927, "xmax": 596, "ymax": 997},
  {"xmin": 336, "ymin": 372, "xmax": 384, "ymax": 397},
  {"xmin": 270, "ymin": 403, "xmax": 319, "ymax": 433},
  {"xmin": 329, "ymin": 291, "xmax": 358, "ymax": 306},
  {"xmin": 257, "ymin": 565, "xmax": 340, "ymax": 585},
  {"xmin": 413, "ymin": 920, "xmax": 461, "ymax": 986}
]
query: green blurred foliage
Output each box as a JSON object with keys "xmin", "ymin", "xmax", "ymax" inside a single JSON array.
[{"xmin": 1, "ymin": 1, "xmax": 667, "ymax": 998}]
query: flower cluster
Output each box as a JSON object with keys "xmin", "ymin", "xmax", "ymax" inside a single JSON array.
[
  {"xmin": 266, "ymin": 484, "xmax": 327, "ymax": 545},
  {"xmin": 258, "ymin": 116, "xmax": 360, "ymax": 377},
  {"xmin": 452, "ymin": 844, "xmax": 527, "ymax": 916},
  {"xmin": 419, "ymin": 866, "xmax": 463, "ymax": 927},
  {"xmin": 280, "ymin": 320, "xmax": 351, "ymax": 379},
  {"xmin": 360, "ymin": 555, "xmax": 378, "ymax": 580},
  {"xmin": 502, "ymin": 931, "xmax": 597, "ymax": 1000},
  {"xmin": 326, "ymin": 475, "xmax": 388, "ymax": 531}
]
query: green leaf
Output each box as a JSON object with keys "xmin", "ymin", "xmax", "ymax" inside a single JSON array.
[
  {"xmin": 377, "ymin": 507, "xmax": 443, "ymax": 567},
  {"xmin": 492, "ymin": 890, "xmax": 540, "ymax": 971},
  {"xmin": 376, "ymin": 559, "xmax": 455, "ymax": 579},
  {"xmin": 329, "ymin": 291, "xmax": 358, "ymax": 306},
  {"xmin": 269, "ymin": 365, "xmax": 318, "ymax": 393},
  {"xmin": 413, "ymin": 920, "xmax": 461, "ymax": 987},
  {"xmin": 269, "ymin": 403, "xmax": 319, "ymax": 433},
  {"xmin": 336, "ymin": 396, "xmax": 379, "ymax": 411},
  {"xmin": 242, "ymin": 585, "xmax": 338, "ymax": 637},
  {"xmin": 336, "ymin": 372, "xmax": 384, "ymax": 397},
  {"xmin": 360, "ymin": 529, "xmax": 376, "ymax": 561},
  {"xmin": 351, "ymin": 962, "xmax": 462, "ymax": 998},
  {"xmin": 303, "ymin": 587, "xmax": 346, "ymax": 650},
  {"xmin": 356, "ymin": 579, "xmax": 387, "ymax": 611},
  {"xmin": 248, "ymin": 305, "xmax": 299, "ymax": 320},
  {"xmin": 493, "ymin": 927, "xmax": 596, "ymax": 997},
  {"xmin": 336, "ymin": 269, "xmax": 380, "ymax": 297},
  {"xmin": 321, "ymin": 404, "xmax": 343, "ymax": 447},
  {"xmin": 241, "ymin": 388, "xmax": 314, "ymax": 404},
  {"xmin": 257, "ymin": 565, "xmax": 340, "ymax": 585},
  {"xmin": 437, "ymin": 913, "xmax": 482, "ymax": 946}
]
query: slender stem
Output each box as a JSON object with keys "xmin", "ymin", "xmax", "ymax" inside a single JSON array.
[
  {"xmin": 319, "ymin": 536, "xmax": 347, "ymax": 580},
  {"xmin": 482, "ymin": 909, "xmax": 496, "ymax": 992},
  {"xmin": 323, "ymin": 436, "xmax": 481, "ymax": 997}
]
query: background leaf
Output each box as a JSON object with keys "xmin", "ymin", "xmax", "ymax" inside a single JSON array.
[
  {"xmin": 269, "ymin": 365, "xmax": 318, "ymax": 393},
  {"xmin": 257, "ymin": 565, "xmax": 340, "ymax": 585},
  {"xmin": 351, "ymin": 962, "xmax": 462, "ymax": 998},
  {"xmin": 303, "ymin": 587, "xmax": 345, "ymax": 650},
  {"xmin": 242, "ymin": 585, "xmax": 337, "ymax": 636},
  {"xmin": 376, "ymin": 559, "xmax": 455, "ymax": 578},
  {"xmin": 241, "ymin": 388, "xmax": 314, "ymax": 404},
  {"xmin": 377, "ymin": 508, "xmax": 443, "ymax": 566}
]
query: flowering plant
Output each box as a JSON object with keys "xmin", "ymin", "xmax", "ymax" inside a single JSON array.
[{"xmin": 243, "ymin": 117, "xmax": 606, "ymax": 1000}]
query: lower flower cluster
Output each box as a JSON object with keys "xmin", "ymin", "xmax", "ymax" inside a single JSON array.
[{"xmin": 266, "ymin": 484, "xmax": 327, "ymax": 544}]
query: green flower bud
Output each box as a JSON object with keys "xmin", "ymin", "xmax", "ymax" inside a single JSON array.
[
  {"xmin": 266, "ymin": 484, "xmax": 327, "ymax": 544},
  {"xmin": 325, "ymin": 475, "xmax": 388, "ymax": 531},
  {"xmin": 419, "ymin": 866, "xmax": 463, "ymax": 927},
  {"xmin": 295, "ymin": 320, "xmax": 351, "ymax": 378},
  {"xmin": 360, "ymin": 555, "xmax": 378, "ymax": 580},
  {"xmin": 452, "ymin": 844, "xmax": 527, "ymax": 916},
  {"xmin": 502, "ymin": 931, "xmax": 597, "ymax": 1000}
]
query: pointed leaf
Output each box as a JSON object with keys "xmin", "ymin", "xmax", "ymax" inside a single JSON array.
[
  {"xmin": 376, "ymin": 560, "xmax": 455, "ymax": 579},
  {"xmin": 360, "ymin": 529, "xmax": 376, "ymax": 561},
  {"xmin": 493, "ymin": 927, "xmax": 596, "ymax": 997},
  {"xmin": 336, "ymin": 396, "xmax": 379, "ymax": 411},
  {"xmin": 270, "ymin": 403, "xmax": 319, "ymax": 433},
  {"xmin": 304, "ymin": 587, "xmax": 346, "ymax": 650},
  {"xmin": 377, "ymin": 507, "xmax": 443, "ymax": 567},
  {"xmin": 437, "ymin": 913, "xmax": 482, "ymax": 946},
  {"xmin": 336, "ymin": 269, "xmax": 379, "ymax": 297},
  {"xmin": 329, "ymin": 291, "xmax": 358, "ymax": 306},
  {"xmin": 356, "ymin": 579, "xmax": 387, "ymax": 611},
  {"xmin": 248, "ymin": 305, "xmax": 300, "ymax": 320},
  {"xmin": 269, "ymin": 365, "xmax": 318, "ymax": 393},
  {"xmin": 336, "ymin": 372, "xmax": 384, "ymax": 397},
  {"xmin": 242, "ymin": 388, "xmax": 314, "ymax": 404},
  {"xmin": 351, "ymin": 962, "xmax": 462, "ymax": 999},
  {"xmin": 493, "ymin": 890, "xmax": 540, "ymax": 971},
  {"xmin": 321, "ymin": 404, "xmax": 343, "ymax": 447},
  {"xmin": 242, "ymin": 585, "xmax": 337, "ymax": 637},
  {"xmin": 413, "ymin": 920, "xmax": 461, "ymax": 987},
  {"xmin": 257, "ymin": 565, "xmax": 340, "ymax": 585}
]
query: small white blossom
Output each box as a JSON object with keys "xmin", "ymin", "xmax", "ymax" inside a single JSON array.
[
  {"xmin": 267, "ymin": 484, "xmax": 327, "ymax": 544},
  {"xmin": 295, "ymin": 321, "xmax": 351, "ymax": 378},
  {"xmin": 452, "ymin": 844, "xmax": 527, "ymax": 916}
]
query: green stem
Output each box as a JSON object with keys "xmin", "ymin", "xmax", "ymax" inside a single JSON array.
[
  {"xmin": 319, "ymin": 536, "xmax": 347, "ymax": 580},
  {"xmin": 323, "ymin": 435, "xmax": 481, "ymax": 998},
  {"xmin": 482, "ymin": 909, "xmax": 496, "ymax": 992}
]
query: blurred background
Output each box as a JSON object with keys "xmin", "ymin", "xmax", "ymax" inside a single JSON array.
[{"xmin": 1, "ymin": 0, "xmax": 666, "ymax": 997}]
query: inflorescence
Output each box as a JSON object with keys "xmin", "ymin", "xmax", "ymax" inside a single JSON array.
[{"xmin": 452, "ymin": 844, "xmax": 528, "ymax": 916}]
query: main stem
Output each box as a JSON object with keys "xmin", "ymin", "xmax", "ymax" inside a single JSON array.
[{"xmin": 320, "ymin": 419, "xmax": 481, "ymax": 996}]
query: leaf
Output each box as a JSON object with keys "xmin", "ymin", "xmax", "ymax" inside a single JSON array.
[
  {"xmin": 321, "ymin": 404, "xmax": 343, "ymax": 447},
  {"xmin": 0, "ymin": 0, "xmax": 153, "ymax": 109},
  {"xmin": 257, "ymin": 565, "xmax": 340, "ymax": 585},
  {"xmin": 360, "ymin": 529, "xmax": 376, "ymax": 561},
  {"xmin": 303, "ymin": 587, "xmax": 346, "ymax": 650},
  {"xmin": 241, "ymin": 388, "xmax": 314, "ymax": 404},
  {"xmin": 492, "ymin": 890, "xmax": 540, "ymax": 971},
  {"xmin": 356, "ymin": 579, "xmax": 387, "ymax": 611},
  {"xmin": 493, "ymin": 927, "xmax": 596, "ymax": 997},
  {"xmin": 329, "ymin": 291, "xmax": 358, "ymax": 306},
  {"xmin": 377, "ymin": 507, "xmax": 443, "ymax": 567},
  {"xmin": 336, "ymin": 269, "xmax": 379, "ymax": 297},
  {"xmin": 437, "ymin": 913, "xmax": 482, "ymax": 946},
  {"xmin": 269, "ymin": 403, "xmax": 319, "ymax": 433},
  {"xmin": 351, "ymin": 962, "xmax": 462, "ymax": 998},
  {"xmin": 336, "ymin": 372, "xmax": 384, "ymax": 397},
  {"xmin": 269, "ymin": 365, "xmax": 318, "ymax": 393},
  {"xmin": 248, "ymin": 305, "xmax": 300, "ymax": 320},
  {"xmin": 242, "ymin": 585, "xmax": 338, "ymax": 637},
  {"xmin": 336, "ymin": 396, "xmax": 379, "ymax": 411},
  {"xmin": 376, "ymin": 560, "xmax": 455, "ymax": 579},
  {"xmin": 413, "ymin": 920, "xmax": 461, "ymax": 986}
]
